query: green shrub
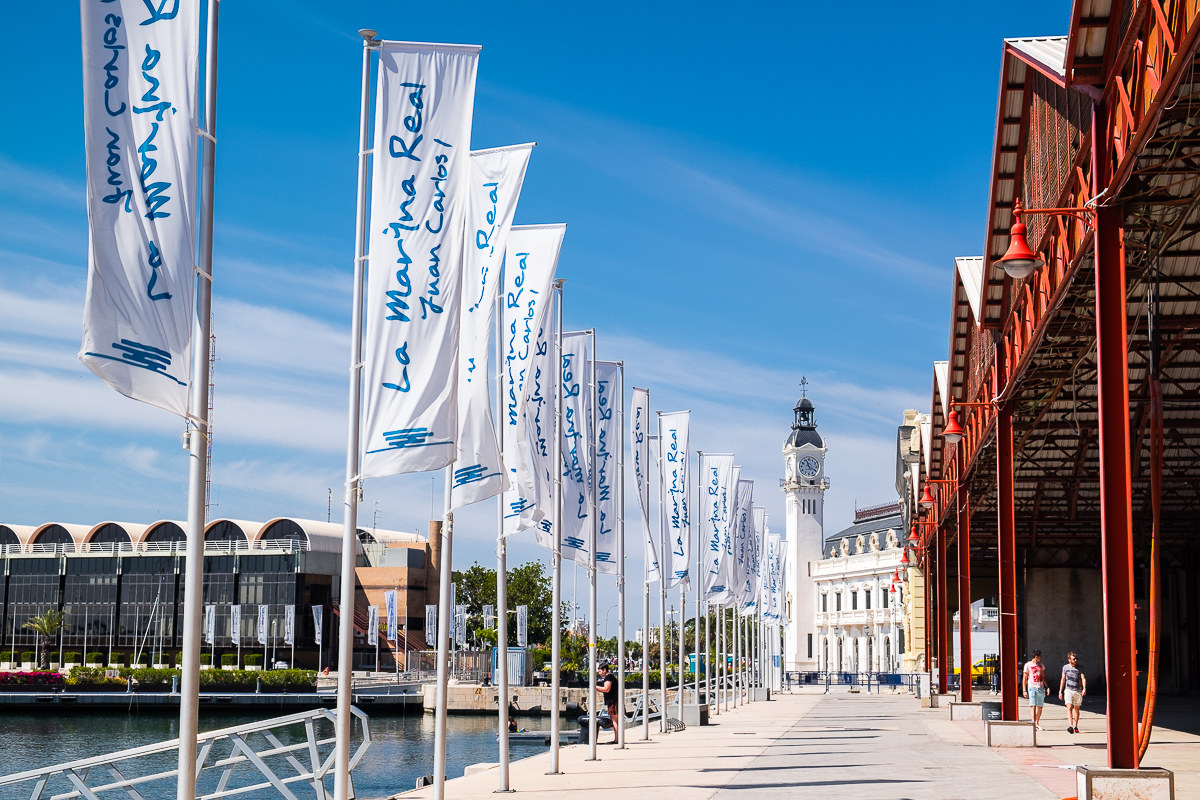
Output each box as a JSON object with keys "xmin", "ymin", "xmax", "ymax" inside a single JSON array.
[
  {"xmin": 126, "ymin": 668, "xmax": 176, "ymax": 690},
  {"xmin": 20, "ymin": 651, "xmax": 35, "ymax": 663},
  {"xmin": 67, "ymin": 667, "xmax": 125, "ymax": 691},
  {"xmin": 129, "ymin": 653, "xmax": 148, "ymax": 667},
  {"xmin": 258, "ymin": 669, "xmax": 317, "ymax": 693},
  {"xmin": 244, "ymin": 654, "xmax": 263, "ymax": 666},
  {"xmin": 63, "ymin": 651, "xmax": 82, "ymax": 663},
  {"xmin": 85, "ymin": 652, "xmax": 104, "ymax": 665},
  {"xmin": 110, "ymin": 653, "xmax": 127, "ymax": 666},
  {"xmin": 220, "ymin": 653, "xmax": 238, "ymax": 667},
  {"xmin": 200, "ymin": 653, "xmax": 212, "ymax": 665}
]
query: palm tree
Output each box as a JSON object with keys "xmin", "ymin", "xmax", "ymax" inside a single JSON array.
[{"xmin": 23, "ymin": 609, "xmax": 67, "ymax": 670}]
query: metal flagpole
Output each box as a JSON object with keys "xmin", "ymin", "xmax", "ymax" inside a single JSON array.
[
  {"xmin": 495, "ymin": 268, "xmax": 511, "ymax": 790},
  {"xmin": 587, "ymin": 330, "xmax": 598, "ymax": 761},
  {"xmin": 693, "ymin": 451, "xmax": 701, "ymax": 706},
  {"xmin": 332, "ymin": 28, "xmax": 376, "ymax": 800},
  {"xmin": 731, "ymin": 608, "xmax": 738, "ymax": 708},
  {"xmin": 548, "ymin": 280, "xmax": 565, "ymax": 774},
  {"xmin": 615, "ymin": 362, "xmax": 627, "ymax": 750},
  {"xmin": 704, "ymin": 601, "xmax": 710, "ymax": 712},
  {"xmin": 432, "ymin": 472, "xmax": 455, "ymax": 800},
  {"xmin": 178, "ymin": 3, "xmax": 220, "ymax": 797},
  {"xmin": 654, "ymin": 426, "xmax": 668, "ymax": 734},
  {"xmin": 719, "ymin": 604, "xmax": 726, "ymax": 712},
  {"xmin": 642, "ymin": 557, "xmax": 651, "ymax": 739},
  {"xmin": 677, "ymin": 583, "xmax": 685, "ymax": 719}
]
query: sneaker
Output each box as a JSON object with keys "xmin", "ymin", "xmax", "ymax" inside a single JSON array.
[
  {"xmin": 1035, "ymin": 725, "xmax": 1044, "ymax": 731},
  {"xmin": 1067, "ymin": 726, "xmax": 1075, "ymax": 733}
]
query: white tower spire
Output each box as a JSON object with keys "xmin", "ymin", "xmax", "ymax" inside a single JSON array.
[{"xmin": 782, "ymin": 383, "xmax": 827, "ymax": 674}]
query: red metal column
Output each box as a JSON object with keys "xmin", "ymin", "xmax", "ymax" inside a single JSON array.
[
  {"xmin": 995, "ymin": 341, "xmax": 1019, "ymax": 721},
  {"xmin": 958, "ymin": 488, "xmax": 973, "ymax": 703},
  {"xmin": 1093, "ymin": 105, "xmax": 1138, "ymax": 769},
  {"xmin": 937, "ymin": 521, "xmax": 949, "ymax": 694}
]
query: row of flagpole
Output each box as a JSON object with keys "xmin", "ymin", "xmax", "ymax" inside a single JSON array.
[{"xmin": 74, "ymin": 4, "xmax": 790, "ymax": 796}]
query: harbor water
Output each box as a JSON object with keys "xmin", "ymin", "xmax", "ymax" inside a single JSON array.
[{"xmin": 0, "ymin": 708, "xmax": 561, "ymax": 799}]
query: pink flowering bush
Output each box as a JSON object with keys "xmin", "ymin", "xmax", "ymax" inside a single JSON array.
[{"xmin": 0, "ymin": 671, "xmax": 66, "ymax": 689}]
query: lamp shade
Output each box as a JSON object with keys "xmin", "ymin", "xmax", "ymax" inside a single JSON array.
[
  {"xmin": 995, "ymin": 216, "xmax": 1044, "ymax": 279},
  {"xmin": 942, "ymin": 408, "xmax": 964, "ymax": 443},
  {"xmin": 900, "ymin": 549, "xmax": 910, "ymax": 565},
  {"xmin": 920, "ymin": 484, "xmax": 935, "ymax": 508}
]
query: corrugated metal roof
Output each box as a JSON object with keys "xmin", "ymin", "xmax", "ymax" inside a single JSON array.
[{"xmin": 1005, "ymin": 36, "xmax": 1068, "ymax": 81}]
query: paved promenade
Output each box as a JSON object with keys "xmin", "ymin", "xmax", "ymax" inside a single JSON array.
[{"xmin": 384, "ymin": 688, "xmax": 1199, "ymax": 799}]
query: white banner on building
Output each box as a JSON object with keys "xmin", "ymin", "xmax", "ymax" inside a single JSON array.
[
  {"xmin": 500, "ymin": 224, "xmax": 566, "ymax": 536},
  {"xmin": 257, "ymin": 604, "xmax": 269, "ymax": 646},
  {"xmin": 516, "ymin": 604, "xmax": 528, "ymax": 647},
  {"xmin": 631, "ymin": 388, "xmax": 659, "ymax": 583},
  {"xmin": 230, "ymin": 605, "xmax": 242, "ymax": 646},
  {"xmin": 312, "ymin": 605, "xmax": 323, "ymax": 646},
  {"xmin": 79, "ymin": 0, "xmax": 200, "ymax": 416},
  {"xmin": 450, "ymin": 144, "xmax": 534, "ymax": 509},
  {"xmin": 368, "ymin": 605, "xmax": 379, "ymax": 646},
  {"xmin": 594, "ymin": 361, "xmax": 620, "ymax": 575},
  {"xmin": 284, "ymin": 605, "xmax": 295, "ymax": 646},
  {"xmin": 385, "ymin": 590, "xmax": 398, "ymax": 641},
  {"xmin": 425, "ymin": 604, "xmax": 437, "ymax": 645},
  {"xmin": 204, "ymin": 605, "xmax": 215, "ymax": 646},
  {"xmin": 455, "ymin": 604, "xmax": 467, "ymax": 646},
  {"xmin": 362, "ymin": 41, "xmax": 480, "ymax": 478},
  {"xmin": 700, "ymin": 453, "xmax": 735, "ymax": 602},
  {"xmin": 658, "ymin": 411, "xmax": 691, "ymax": 588},
  {"xmin": 559, "ymin": 332, "xmax": 592, "ymax": 567}
]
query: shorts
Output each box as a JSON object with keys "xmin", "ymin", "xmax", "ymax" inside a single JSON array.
[
  {"xmin": 1027, "ymin": 686, "xmax": 1046, "ymax": 707},
  {"xmin": 1063, "ymin": 688, "xmax": 1083, "ymax": 707}
]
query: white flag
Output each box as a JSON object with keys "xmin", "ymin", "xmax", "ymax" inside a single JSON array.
[
  {"xmin": 368, "ymin": 605, "xmax": 379, "ymax": 646},
  {"xmin": 483, "ymin": 604, "xmax": 495, "ymax": 630},
  {"xmin": 730, "ymin": 480, "xmax": 754, "ymax": 608},
  {"xmin": 425, "ymin": 604, "xmax": 437, "ymax": 646},
  {"xmin": 362, "ymin": 41, "xmax": 480, "ymax": 478},
  {"xmin": 594, "ymin": 362, "xmax": 621, "ymax": 575},
  {"xmin": 450, "ymin": 144, "xmax": 533, "ymax": 508},
  {"xmin": 658, "ymin": 411, "xmax": 691, "ymax": 588},
  {"xmin": 230, "ymin": 605, "xmax": 242, "ymax": 646},
  {"xmin": 516, "ymin": 604, "xmax": 528, "ymax": 647},
  {"xmin": 79, "ymin": 0, "xmax": 200, "ymax": 415},
  {"xmin": 525, "ymin": 301, "xmax": 559, "ymax": 549},
  {"xmin": 700, "ymin": 454, "xmax": 735, "ymax": 602},
  {"xmin": 631, "ymin": 388, "xmax": 659, "ymax": 583},
  {"xmin": 385, "ymin": 590, "xmax": 398, "ymax": 641},
  {"xmin": 284, "ymin": 605, "xmax": 295, "ymax": 646},
  {"xmin": 312, "ymin": 605, "xmax": 324, "ymax": 646},
  {"xmin": 559, "ymin": 332, "xmax": 592, "ymax": 567},
  {"xmin": 499, "ymin": 225, "xmax": 566, "ymax": 535},
  {"xmin": 204, "ymin": 605, "xmax": 215, "ymax": 646},
  {"xmin": 257, "ymin": 604, "xmax": 269, "ymax": 646},
  {"xmin": 744, "ymin": 506, "xmax": 766, "ymax": 611},
  {"xmin": 765, "ymin": 533, "xmax": 783, "ymax": 622}
]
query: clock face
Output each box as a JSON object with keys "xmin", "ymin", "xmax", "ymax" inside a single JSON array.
[{"xmin": 798, "ymin": 456, "xmax": 820, "ymax": 477}]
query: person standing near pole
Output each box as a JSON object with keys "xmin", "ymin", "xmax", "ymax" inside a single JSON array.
[
  {"xmin": 1021, "ymin": 649, "xmax": 1047, "ymax": 730},
  {"xmin": 1059, "ymin": 652, "xmax": 1087, "ymax": 733},
  {"xmin": 596, "ymin": 662, "xmax": 619, "ymax": 744}
]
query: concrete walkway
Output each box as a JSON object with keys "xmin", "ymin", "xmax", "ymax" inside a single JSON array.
[{"xmin": 382, "ymin": 689, "xmax": 1199, "ymax": 799}]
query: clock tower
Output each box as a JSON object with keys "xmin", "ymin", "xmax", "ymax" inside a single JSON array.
[{"xmin": 782, "ymin": 384, "xmax": 827, "ymax": 674}]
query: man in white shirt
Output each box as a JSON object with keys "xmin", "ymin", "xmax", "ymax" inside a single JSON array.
[{"xmin": 1021, "ymin": 650, "xmax": 1047, "ymax": 730}]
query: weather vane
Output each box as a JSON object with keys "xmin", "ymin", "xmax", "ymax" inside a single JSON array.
[{"xmin": 799, "ymin": 376, "xmax": 808, "ymax": 398}]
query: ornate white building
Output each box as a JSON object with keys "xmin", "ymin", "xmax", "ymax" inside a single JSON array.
[
  {"xmin": 782, "ymin": 391, "xmax": 827, "ymax": 674},
  {"xmin": 811, "ymin": 506, "xmax": 908, "ymax": 673}
]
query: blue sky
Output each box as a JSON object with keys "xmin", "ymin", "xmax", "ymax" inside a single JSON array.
[{"xmin": 0, "ymin": 1, "xmax": 1069, "ymax": 626}]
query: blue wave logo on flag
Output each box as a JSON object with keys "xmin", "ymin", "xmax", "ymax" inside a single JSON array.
[
  {"xmin": 367, "ymin": 427, "xmax": 451, "ymax": 454},
  {"xmin": 85, "ymin": 339, "xmax": 186, "ymax": 386}
]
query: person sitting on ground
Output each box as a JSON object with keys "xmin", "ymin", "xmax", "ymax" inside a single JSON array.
[
  {"xmin": 1059, "ymin": 652, "xmax": 1087, "ymax": 733},
  {"xmin": 1021, "ymin": 650, "xmax": 1047, "ymax": 731},
  {"xmin": 595, "ymin": 662, "xmax": 619, "ymax": 744}
]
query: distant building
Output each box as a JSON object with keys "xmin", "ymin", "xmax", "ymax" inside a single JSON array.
[
  {"xmin": 0, "ymin": 518, "xmax": 434, "ymax": 670},
  {"xmin": 812, "ymin": 504, "xmax": 908, "ymax": 672}
]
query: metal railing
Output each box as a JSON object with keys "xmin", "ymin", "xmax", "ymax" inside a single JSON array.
[
  {"xmin": 0, "ymin": 707, "xmax": 370, "ymax": 800},
  {"xmin": 9, "ymin": 540, "xmax": 310, "ymax": 556}
]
